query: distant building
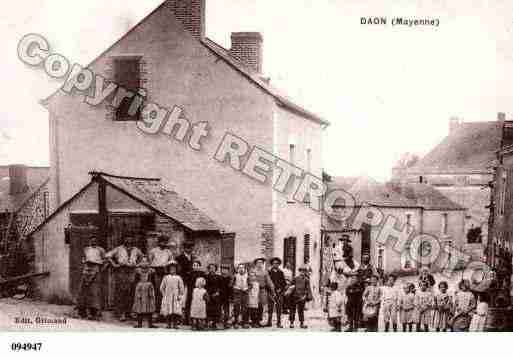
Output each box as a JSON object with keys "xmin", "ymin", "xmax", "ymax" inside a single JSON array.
[
  {"xmin": 0, "ymin": 164, "xmax": 49, "ymax": 277},
  {"xmin": 486, "ymin": 119, "xmax": 513, "ymax": 306},
  {"xmin": 321, "ymin": 176, "xmax": 467, "ymax": 281},
  {"xmin": 392, "ymin": 113, "xmax": 509, "ymax": 257}
]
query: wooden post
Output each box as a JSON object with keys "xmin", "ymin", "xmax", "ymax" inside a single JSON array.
[{"xmin": 98, "ymin": 177, "xmax": 108, "ymax": 249}]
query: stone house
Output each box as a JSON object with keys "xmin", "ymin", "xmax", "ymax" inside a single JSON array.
[
  {"xmin": 393, "ymin": 113, "xmax": 509, "ymax": 254},
  {"xmin": 27, "ymin": 172, "xmax": 227, "ymax": 305},
  {"xmin": 41, "ymin": 0, "xmax": 328, "ymax": 293},
  {"xmin": 321, "ymin": 176, "xmax": 467, "ymax": 282}
]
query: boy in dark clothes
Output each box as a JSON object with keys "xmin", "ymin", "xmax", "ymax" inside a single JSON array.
[
  {"xmin": 205, "ymin": 264, "xmax": 221, "ymax": 330},
  {"xmin": 267, "ymin": 257, "xmax": 286, "ymax": 328},
  {"xmin": 289, "ymin": 264, "xmax": 313, "ymax": 329},
  {"xmin": 345, "ymin": 275, "xmax": 364, "ymax": 332},
  {"xmin": 219, "ymin": 264, "xmax": 233, "ymax": 329}
]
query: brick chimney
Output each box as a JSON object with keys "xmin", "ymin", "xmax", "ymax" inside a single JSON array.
[
  {"xmin": 449, "ymin": 116, "xmax": 461, "ymax": 135},
  {"xmin": 166, "ymin": 0, "xmax": 205, "ymax": 40},
  {"xmin": 230, "ymin": 32, "xmax": 263, "ymax": 74},
  {"xmin": 9, "ymin": 164, "xmax": 28, "ymax": 195}
]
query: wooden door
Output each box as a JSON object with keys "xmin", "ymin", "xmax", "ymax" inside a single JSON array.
[
  {"xmin": 105, "ymin": 213, "xmax": 155, "ymax": 308},
  {"xmin": 221, "ymin": 233, "xmax": 235, "ymax": 271},
  {"xmin": 283, "ymin": 237, "xmax": 297, "ymax": 276}
]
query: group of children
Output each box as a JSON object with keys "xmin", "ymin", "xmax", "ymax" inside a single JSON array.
[
  {"xmin": 130, "ymin": 255, "xmax": 313, "ymax": 330},
  {"xmin": 325, "ymin": 274, "xmax": 489, "ymax": 332}
]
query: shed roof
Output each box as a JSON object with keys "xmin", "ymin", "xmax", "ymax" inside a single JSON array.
[{"xmin": 30, "ymin": 172, "xmax": 223, "ymax": 236}]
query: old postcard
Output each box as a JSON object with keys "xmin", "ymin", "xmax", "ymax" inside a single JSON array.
[{"xmin": 1, "ymin": 0, "xmax": 512, "ymax": 344}]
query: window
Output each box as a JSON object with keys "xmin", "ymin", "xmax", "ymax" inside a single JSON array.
[
  {"xmin": 419, "ymin": 176, "xmax": 423, "ymax": 184},
  {"xmin": 114, "ymin": 57, "xmax": 142, "ymax": 121},
  {"xmin": 442, "ymin": 213, "xmax": 448, "ymax": 235},
  {"xmin": 289, "ymin": 144, "xmax": 296, "ymax": 164},
  {"xmin": 499, "ymin": 171, "xmax": 507, "ymax": 216},
  {"xmin": 303, "ymin": 234, "xmax": 311, "ymax": 264},
  {"xmin": 306, "ymin": 149, "xmax": 312, "ymax": 173},
  {"xmin": 406, "ymin": 214, "xmax": 411, "ymax": 226},
  {"xmin": 377, "ymin": 245, "xmax": 385, "ymax": 271}
]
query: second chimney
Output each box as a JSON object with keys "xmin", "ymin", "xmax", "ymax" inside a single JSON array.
[
  {"xmin": 9, "ymin": 164, "xmax": 28, "ymax": 195},
  {"xmin": 166, "ymin": 0, "xmax": 205, "ymax": 40},
  {"xmin": 230, "ymin": 32, "xmax": 263, "ymax": 74}
]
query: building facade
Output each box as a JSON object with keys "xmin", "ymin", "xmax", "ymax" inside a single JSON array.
[
  {"xmin": 392, "ymin": 114, "xmax": 508, "ymax": 259},
  {"xmin": 42, "ymin": 0, "xmax": 328, "ymax": 292},
  {"xmin": 321, "ymin": 176, "xmax": 467, "ymax": 282}
]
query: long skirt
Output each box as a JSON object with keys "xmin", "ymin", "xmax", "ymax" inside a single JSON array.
[
  {"xmin": 433, "ymin": 309, "xmax": 451, "ymax": 329},
  {"xmin": 152, "ymin": 266, "xmax": 167, "ymax": 313},
  {"xmin": 78, "ymin": 263, "xmax": 102, "ymax": 310},
  {"xmin": 206, "ymin": 294, "xmax": 221, "ymax": 320},
  {"xmin": 132, "ymin": 282, "xmax": 156, "ymax": 314},
  {"xmin": 400, "ymin": 308, "xmax": 415, "ymax": 324},
  {"xmin": 114, "ymin": 266, "xmax": 133, "ymax": 314}
]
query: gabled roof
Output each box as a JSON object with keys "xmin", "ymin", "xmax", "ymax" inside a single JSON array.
[
  {"xmin": 407, "ymin": 121, "xmax": 502, "ymax": 174},
  {"xmin": 99, "ymin": 173, "xmax": 222, "ymax": 232},
  {"xmin": 41, "ymin": 1, "xmax": 328, "ymax": 127},
  {"xmin": 29, "ymin": 172, "xmax": 223, "ymax": 236},
  {"xmin": 0, "ymin": 166, "xmax": 50, "ymax": 212},
  {"xmin": 327, "ymin": 176, "xmax": 465, "ymax": 210}
]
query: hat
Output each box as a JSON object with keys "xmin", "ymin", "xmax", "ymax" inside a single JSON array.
[
  {"xmin": 340, "ymin": 235, "xmax": 351, "ymax": 243},
  {"xmin": 207, "ymin": 263, "xmax": 218, "ymax": 271},
  {"xmin": 183, "ymin": 240, "xmax": 195, "ymax": 249},
  {"xmin": 298, "ymin": 264, "xmax": 308, "ymax": 272},
  {"xmin": 168, "ymin": 261, "xmax": 178, "ymax": 268},
  {"xmin": 270, "ymin": 257, "xmax": 282, "ymax": 265},
  {"xmin": 253, "ymin": 257, "xmax": 266, "ymax": 265},
  {"xmin": 158, "ymin": 234, "xmax": 169, "ymax": 244},
  {"xmin": 220, "ymin": 264, "xmax": 231, "ymax": 270}
]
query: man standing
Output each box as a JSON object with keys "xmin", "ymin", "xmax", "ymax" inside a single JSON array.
[
  {"xmin": 267, "ymin": 257, "xmax": 286, "ymax": 328},
  {"xmin": 175, "ymin": 240, "xmax": 196, "ymax": 324},
  {"xmin": 78, "ymin": 236, "xmax": 106, "ymax": 320},
  {"xmin": 149, "ymin": 235, "xmax": 174, "ymax": 317},
  {"xmin": 253, "ymin": 257, "xmax": 274, "ymax": 326},
  {"xmin": 359, "ymin": 254, "xmax": 377, "ymax": 283},
  {"xmin": 106, "ymin": 234, "xmax": 143, "ymax": 321}
]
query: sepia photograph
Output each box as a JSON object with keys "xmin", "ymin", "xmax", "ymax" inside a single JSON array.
[{"xmin": 1, "ymin": 1, "xmax": 513, "ymax": 349}]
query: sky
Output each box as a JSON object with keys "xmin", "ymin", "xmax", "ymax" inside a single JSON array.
[{"xmin": 2, "ymin": 0, "xmax": 513, "ymax": 180}]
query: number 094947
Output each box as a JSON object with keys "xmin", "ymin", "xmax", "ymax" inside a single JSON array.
[{"xmin": 11, "ymin": 343, "xmax": 42, "ymax": 351}]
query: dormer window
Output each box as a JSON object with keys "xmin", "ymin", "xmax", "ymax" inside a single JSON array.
[{"xmin": 113, "ymin": 56, "xmax": 142, "ymax": 121}]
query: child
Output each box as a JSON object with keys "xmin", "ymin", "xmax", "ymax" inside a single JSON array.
[
  {"xmin": 232, "ymin": 264, "xmax": 249, "ymax": 329},
  {"xmin": 205, "ymin": 264, "xmax": 222, "ymax": 330},
  {"xmin": 434, "ymin": 281, "xmax": 453, "ymax": 332},
  {"xmin": 398, "ymin": 282, "xmax": 416, "ymax": 332},
  {"xmin": 381, "ymin": 275, "xmax": 398, "ymax": 332},
  {"xmin": 469, "ymin": 292, "xmax": 489, "ymax": 332},
  {"xmin": 453, "ymin": 279, "xmax": 476, "ymax": 332},
  {"xmin": 160, "ymin": 262, "xmax": 185, "ymax": 329},
  {"xmin": 248, "ymin": 270, "xmax": 261, "ymax": 327},
  {"xmin": 190, "ymin": 277, "xmax": 208, "ymax": 330},
  {"xmin": 219, "ymin": 264, "xmax": 233, "ymax": 329},
  {"xmin": 132, "ymin": 256, "xmax": 156, "ymax": 328},
  {"xmin": 345, "ymin": 275, "xmax": 364, "ymax": 332},
  {"xmin": 289, "ymin": 264, "xmax": 313, "ymax": 329},
  {"xmin": 362, "ymin": 275, "xmax": 381, "ymax": 332},
  {"xmin": 415, "ymin": 280, "xmax": 434, "ymax": 332},
  {"xmin": 327, "ymin": 282, "xmax": 346, "ymax": 332}
]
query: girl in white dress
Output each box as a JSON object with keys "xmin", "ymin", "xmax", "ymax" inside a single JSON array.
[
  {"xmin": 160, "ymin": 262, "xmax": 185, "ymax": 329},
  {"xmin": 190, "ymin": 277, "xmax": 208, "ymax": 330}
]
